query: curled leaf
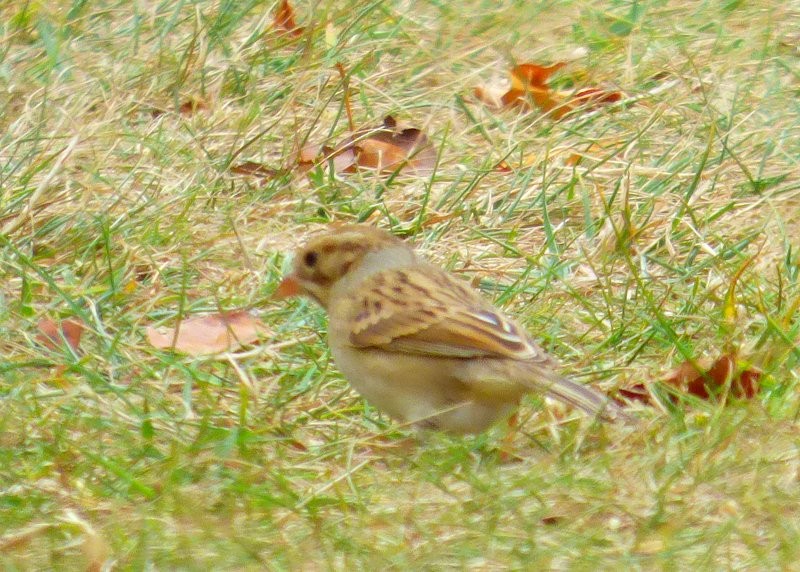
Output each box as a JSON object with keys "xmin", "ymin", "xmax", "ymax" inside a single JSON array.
[
  {"xmin": 663, "ymin": 353, "xmax": 761, "ymax": 401},
  {"xmin": 145, "ymin": 310, "xmax": 269, "ymax": 356},
  {"xmin": 299, "ymin": 116, "xmax": 436, "ymax": 175},
  {"xmin": 617, "ymin": 353, "xmax": 761, "ymax": 408},
  {"xmin": 349, "ymin": 116, "xmax": 436, "ymax": 174},
  {"xmin": 476, "ymin": 61, "xmax": 624, "ymax": 119}
]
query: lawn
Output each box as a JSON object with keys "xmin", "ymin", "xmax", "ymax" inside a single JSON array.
[{"xmin": 2, "ymin": 0, "xmax": 799, "ymax": 569}]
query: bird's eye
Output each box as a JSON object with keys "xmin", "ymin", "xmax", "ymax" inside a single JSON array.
[{"xmin": 303, "ymin": 251, "xmax": 318, "ymax": 267}]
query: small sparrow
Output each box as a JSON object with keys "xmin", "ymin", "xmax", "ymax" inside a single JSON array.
[{"xmin": 275, "ymin": 225, "xmax": 629, "ymax": 434}]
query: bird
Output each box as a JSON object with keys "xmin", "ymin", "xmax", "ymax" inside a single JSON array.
[{"xmin": 274, "ymin": 224, "xmax": 631, "ymax": 434}]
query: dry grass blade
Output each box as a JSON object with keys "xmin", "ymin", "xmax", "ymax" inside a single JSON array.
[{"xmin": 2, "ymin": 135, "xmax": 79, "ymax": 236}]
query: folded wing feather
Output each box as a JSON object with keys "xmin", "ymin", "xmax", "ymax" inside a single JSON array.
[{"xmin": 348, "ymin": 266, "xmax": 548, "ymax": 362}]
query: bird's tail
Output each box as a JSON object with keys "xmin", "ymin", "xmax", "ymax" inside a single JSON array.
[{"xmin": 542, "ymin": 372, "xmax": 634, "ymax": 424}]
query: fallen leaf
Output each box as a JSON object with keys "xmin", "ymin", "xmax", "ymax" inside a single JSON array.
[
  {"xmin": 230, "ymin": 161, "xmax": 283, "ymax": 180},
  {"xmin": 572, "ymin": 87, "xmax": 623, "ymax": 106},
  {"xmin": 178, "ymin": 98, "xmax": 208, "ymax": 115},
  {"xmin": 150, "ymin": 98, "xmax": 208, "ymax": 118},
  {"xmin": 476, "ymin": 61, "xmax": 624, "ymax": 119},
  {"xmin": 618, "ymin": 353, "xmax": 761, "ymax": 408},
  {"xmin": 549, "ymin": 88, "xmax": 622, "ymax": 118},
  {"xmin": 475, "ymin": 62, "xmax": 564, "ymax": 112},
  {"xmin": 616, "ymin": 383, "xmax": 652, "ymax": 405},
  {"xmin": 503, "ymin": 63, "xmax": 566, "ymax": 112},
  {"xmin": 299, "ymin": 116, "xmax": 436, "ymax": 175},
  {"xmin": 349, "ymin": 116, "xmax": 436, "ymax": 174},
  {"xmin": 36, "ymin": 318, "xmax": 85, "ymax": 353},
  {"xmin": 493, "ymin": 160, "xmax": 513, "ymax": 173},
  {"xmin": 297, "ymin": 143, "xmax": 356, "ymax": 173},
  {"xmin": 274, "ymin": 0, "xmax": 304, "ymax": 37},
  {"xmin": 565, "ymin": 153, "xmax": 583, "ymax": 167},
  {"xmin": 145, "ymin": 310, "xmax": 269, "ymax": 355},
  {"xmin": 510, "ymin": 62, "xmax": 567, "ymax": 90},
  {"xmin": 663, "ymin": 353, "xmax": 761, "ymax": 401}
]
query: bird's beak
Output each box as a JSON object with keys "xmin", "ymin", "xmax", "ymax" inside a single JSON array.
[{"xmin": 273, "ymin": 274, "xmax": 302, "ymax": 299}]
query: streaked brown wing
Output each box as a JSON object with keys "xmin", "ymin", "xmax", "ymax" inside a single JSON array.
[{"xmin": 349, "ymin": 266, "xmax": 544, "ymax": 360}]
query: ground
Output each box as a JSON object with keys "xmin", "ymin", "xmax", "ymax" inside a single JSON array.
[{"xmin": 1, "ymin": 0, "xmax": 799, "ymax": 569}]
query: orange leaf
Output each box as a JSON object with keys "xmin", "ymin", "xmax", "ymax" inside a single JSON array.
[
  {"xmin": 493, "ymin": 160, "xmax": 513, "ymax": 173},
  {"xmin": 145, "ymin": 310, "xmax": 270, "ymax": 355},
  {"xmin": 274, "ymin": 0, "xmax": 304, "ymax": 37},
  {"xmin": 477, "ymin": 61, "xmax": 624, "ymax": 119},
  {"xmin": 509, "ymin": 62, "xmax": 566, "ymax": 90},
  {"xmin": 37, "ymin": 318, "xmax": 85, "ymax": 352},
  {"xmin": 498, "ymin": 87, "xmax": 526, "ymax": 108},
  {"xmin": 474, "ymin": 62, "xmax": 565, "ymax": 115}
]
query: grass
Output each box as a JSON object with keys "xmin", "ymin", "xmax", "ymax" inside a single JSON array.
[{"xmin": 2, "ymin": 0, "xmax": 800, "ymax": 568}]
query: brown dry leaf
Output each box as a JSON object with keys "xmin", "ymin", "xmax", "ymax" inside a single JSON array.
[
  {"xmin": 617, "ymin": 353, "xmax": 761, "ymax": 408},
  {"xmin": 300, "ymin": 116, "xmax": 436, "ymax": 175},
  {"xmin": 297, "ymin": 143, "xmax": 356, "ymax": 173},
  {"xmin": 274, "ymin": 0, "xmax": 304, "ymax": 37},
  {"xmin": 145, "ymin": 310, "xmax": 269, "ymax": 355},
  {"xmin": 350, "ymin": 116, "xmax": 436, "ymax": 174},
  {"xmin": 663, "ymin": 353, "xmax": 761, "ymax": 401},
  {"xmin": 36, "ymin": 318, "xmax": 85, "ymax": 353},
  {"xmin": 615, "ymin": 383, "xmax": 652, "ymax": 405},
  {"xmin": 551, "ymin": 87, "xmax": 623, "ymax": 118},
  {"xmin": 178, "ymin": 98, "xmax": 208, "ymax": 115},
  {"xmin": 230, "ymin": 161, "xmax": 283, "ymax": 180},
  {"xmin": 150, "ymin": 98, "xmax": 208, "ymax": 118},
  {"xmin": 572, "ymin": 87, "xmax": 623, "ymax": 106}
]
